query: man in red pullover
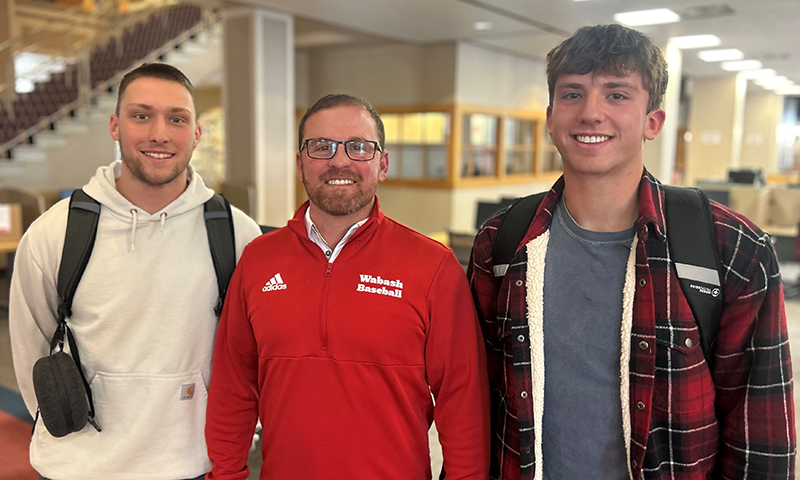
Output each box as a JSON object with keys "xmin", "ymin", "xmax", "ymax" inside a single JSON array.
[{"xmin": 205, "ymin": 94, "xmax": 490, "ymax": 479}]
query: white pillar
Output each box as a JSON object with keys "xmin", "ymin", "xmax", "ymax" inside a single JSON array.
[{"xmin": 223, "ymin": 7, "xmax": 295, "ymax": 226}]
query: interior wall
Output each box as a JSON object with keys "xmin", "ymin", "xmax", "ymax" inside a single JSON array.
[
  {"xmin": 684, "ymin": 75, "xmax": 745, "ymax": 185},
  {"xmin": 454, "ymin": 42, "xmax": 548, "ymax": 110},
  {"xmin": 740, "ymin": 92, "xmax": 783, "ymax": 173},
  {"xmin": 306, "ymin": 42, "xmax": 456, "ymax": 106},
  {"xmin": 377, "ymin": 185, "xmax": 453, "ymax": 235},
  {"xmin": 296, "ymin": 50, "xmax": 311, "ymax": 109}
]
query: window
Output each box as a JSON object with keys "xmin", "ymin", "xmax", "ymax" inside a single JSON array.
[
  {"xmin": 504, "ymin": 118, "xmax": 535, "ymax": 175},
  {"xmin": 461, "ymin": 114, "xmax": 498, "ymax": 177},
  {"xmin": 383, "ymin": 112, "xmax": 450, "ymax": 181}
]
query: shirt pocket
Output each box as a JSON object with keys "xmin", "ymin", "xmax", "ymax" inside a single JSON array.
[
  {"xmin": 32, "ymin": 371, "xmax": 211, "ymax": 479},
  {"xmin": 651, "ymin": 325, "xmax": 715, "ymax": 414}
]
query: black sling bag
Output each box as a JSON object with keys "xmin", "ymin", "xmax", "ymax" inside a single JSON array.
[{"xmin": 32, "ymin": 189, "xmax": 236, "ymax": 438}]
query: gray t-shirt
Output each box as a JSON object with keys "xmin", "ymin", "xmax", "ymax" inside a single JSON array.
[{"xmin": 541, "ymin": 197, "xmax": 635, "ymax": 480}]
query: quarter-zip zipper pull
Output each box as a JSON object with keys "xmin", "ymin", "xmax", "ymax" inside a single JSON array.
[{"xmin": 325, "ymin": 263, "xmax": 333, "ymax": 277}]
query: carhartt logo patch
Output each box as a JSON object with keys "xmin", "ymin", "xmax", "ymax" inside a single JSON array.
[
  {"xmin": 181, "ymin": 384, "xmax": 195, "ymax": 401},
  {"xmin": 262, "ymin": 273, "xmax": 287, "ymax": 292},
  {"xmin": 356, "ymin": 274, "xmax": 403, "ymax": 298}
]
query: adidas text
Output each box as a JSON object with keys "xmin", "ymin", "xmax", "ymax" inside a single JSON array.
[{"xmin": 262, "ymin": 273, "xmax": 287, "ymax": 292}]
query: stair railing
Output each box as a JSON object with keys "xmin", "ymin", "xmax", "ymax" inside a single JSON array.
[{"xmin": 0, "ymin": 5, "xmax": 219, "ymax": 159}]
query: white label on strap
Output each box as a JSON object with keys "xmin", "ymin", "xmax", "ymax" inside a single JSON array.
[
  {"xmin": 493, "ymin": 264, "xmax": 509, "ymax": 277},
  {"xmin": 675, "ymin": 263, "xmax": 720, "ymax": 286}
]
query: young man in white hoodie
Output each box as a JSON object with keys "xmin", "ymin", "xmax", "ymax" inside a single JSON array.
[{"xmin": 9, "ymin": 63, "xmax": 262, "ymax": 480}]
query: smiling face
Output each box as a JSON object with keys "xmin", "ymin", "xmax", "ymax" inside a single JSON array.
[
  {"xmin": 297, "ymin": 104, "xmax": 388, "ymax": 221},
  {"xmin": 109, "ymin": 77, "xmax": 200, "ymax": 191},
  {"xmin": 546, "ymin": 71, "xmax": 665, "ymax": 179}
]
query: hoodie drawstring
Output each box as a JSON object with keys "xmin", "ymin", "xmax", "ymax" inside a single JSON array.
[
  {"xmin": 160, "ymin": 212, "xmax": 167, "ymax": 232},
  {"xmin": 130, "ymin": 209, "xmax": 138, "ymax": 252}
]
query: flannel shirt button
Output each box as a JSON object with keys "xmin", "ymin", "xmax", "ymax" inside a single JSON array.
[
  {"xmin": 632, "ymin": 459, "xmax": 637, "ymax": 469},
  {"xmin": 521, "ymin": 391, "xmax": 528, "ymax": 399},
  {"xmin": 685, "ymin": 337, "xmax": 693, "ymax": 348},
  {"xmin": 638, "ymin": 278, "xmax": 646, "ymax": 287},
  {"xmin": 517, "ymin": 335, "xmax": 525, "ymax": 342},
  {"xmin": 636, "ymin": 401, "xmax": 646, "ymax": 411},
  {"xmin": 516, "ymin": 280, "xmax": 524, "ymax": 287},
  {"xmin": 638, "ymin": 340, "xmax": 649, "ymax": 350}
]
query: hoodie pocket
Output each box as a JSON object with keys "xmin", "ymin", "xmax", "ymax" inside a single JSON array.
[{"xmin": 32, "ymin": 370, "xmax": 211, "ymax": 480}]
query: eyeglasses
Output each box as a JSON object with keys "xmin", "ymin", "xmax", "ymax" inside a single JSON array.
[{"xmin": 300, "ymin": 138, "xmax": 382, "ymax": 162}]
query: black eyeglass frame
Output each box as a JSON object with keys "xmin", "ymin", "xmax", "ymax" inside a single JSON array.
[{"xmin": 300, "ymin": 138, "xmax": 383, "ymax": 162}]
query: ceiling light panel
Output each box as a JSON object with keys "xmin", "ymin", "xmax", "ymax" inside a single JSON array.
[
  {"xmin": 613, "ymin": 8, "xmax": 680, "ymax": 26},
  {"xmin": 755, "ymin": 76, "xmax": 792, "ymax": 88},
  {"xmin": 720, "ymin": 60, "xmax": 762, "ymax": 71},
  {"xmin": 741, "ymin": 69, "xmax": 776, "ymax": 80},
  {"xmin": 669, "ymin": 34, "xmax": 721, "ymax": 49},
  {"xmin": 697, "ymin": 49, "xmax": 744, "ymax": 62},
  {"xmin": 775, "ymin": 86, "xmax": 800, "ymax": 96}
]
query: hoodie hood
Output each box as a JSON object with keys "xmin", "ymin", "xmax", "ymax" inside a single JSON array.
[
  {"xmin": 82, "ymin": 161, "xmax": 215, "ymax": 251},
  {"xmin": 83, "ymin": 160, "xmax": 214, "ymax": 222}
]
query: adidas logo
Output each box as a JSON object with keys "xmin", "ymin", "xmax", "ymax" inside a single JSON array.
[{"xmin": 262, "ymin": 273, "xmax": 287, "ymax": 292}]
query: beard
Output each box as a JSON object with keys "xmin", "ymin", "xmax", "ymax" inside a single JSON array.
[
  {"xmin": 118, "ymin": 132, "xmax": 190, "ymax": 187},
  {"xmin": 302, "ymin": 166, "xmax": 377, "ymax": 217}
]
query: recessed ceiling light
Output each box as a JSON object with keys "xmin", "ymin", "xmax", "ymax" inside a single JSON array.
[
  {"xmin": 741, "ymin": 69, "xmax": 776, "ymax": 80},
  {"xmin": 755, "ymin": 76, "xmax": 792, "ymax": 88},
  {"xmin": 774, "ymin": 86, "xmax": 800, "ymax": 96},
  {"xmin": 698, "ymin": 49, "xmax": 744, "ymax": 62},
  {"xmin": 613, "ymin": 8, "xmax": 680, "ymax": 26},
  {"xmin": 473, "ymin": 21, "xmax": 494, "ymax": 31},
  {"xmin": 669, "ymin": 34, "xmax": 721, "ymax": 49},
  {"xmin": 720, "ymin": 60, "xmax": 762, "ymax": 71}
]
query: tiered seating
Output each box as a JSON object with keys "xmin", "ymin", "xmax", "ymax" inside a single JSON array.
[{"xmin": 0, "ymin": 4, "xmax": 203, "ymax": 147}]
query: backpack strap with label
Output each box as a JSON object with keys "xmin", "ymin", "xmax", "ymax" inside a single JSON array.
[
  {"xmin": 56, "ymin": 188, "xmax": 102, "ymax": 431},
  {"xmin": 491, "ymin": 186, "xmax": 723, "ymax": 365},
  {"xmin": 491, "ymin": 192, "xmax": 546, "ymax": 278},
  {"xmin": 663, "ymin": 186, "xmax": 723, "ymax": 364},
  {"xmin": 204, "ymin": 194, "xmax": 236, "ymax": 316}
]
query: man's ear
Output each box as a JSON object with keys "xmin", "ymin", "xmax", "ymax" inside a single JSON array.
[
  {"xmin": 193, "ymin": 124, "xmax": 202, "ymax": 148},
  {"xmin": 645, "ymin": 108, "xmax": 666, "ymax": 141},
  {"xmin": 546, "ymin": 105, "xmax": 553, "ymax": 136},
  {"xmin": 378, "ymin": 151, "xmax": 389, "ymax": 182},
  {"xmin": 296, "ymin": 151, "xmax": 303, "ymax": 179},
  {"xmin": 109, "ymin": 114, "xmax": 119, "ymax": 141}
]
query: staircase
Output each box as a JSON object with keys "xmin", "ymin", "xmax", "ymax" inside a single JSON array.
[{"xmin": 0, "ymin": 2, "xmax": 221, "ymax": 179}]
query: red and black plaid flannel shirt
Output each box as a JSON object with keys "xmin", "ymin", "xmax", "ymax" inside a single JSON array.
[{"xmin": 469, "ymin": 170, "xmax": 795, "ymax": 480}]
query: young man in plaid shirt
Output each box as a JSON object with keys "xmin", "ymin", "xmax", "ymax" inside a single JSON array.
[{"xmin": 469, "ymin": 24, "xmax": 795, "ymax": 480}]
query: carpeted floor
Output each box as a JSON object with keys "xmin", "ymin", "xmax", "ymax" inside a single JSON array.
[{"xmin": 0, "ymin": 390, "xmax": 36, "ymax": 480}]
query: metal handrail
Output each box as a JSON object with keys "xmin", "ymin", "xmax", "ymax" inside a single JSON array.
[{"xmin": 0, "ymin": 8, "xmax": 219, "ymax": 158}]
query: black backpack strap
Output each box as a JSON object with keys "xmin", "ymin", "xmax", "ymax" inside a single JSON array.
[
  {"xmin": 57, "ymin": 190, "xmax": 101, "ymax": 322},
  {"xmin": 55, "ymin": 188, "xmax": 102, "ymax": 431},
  {"xmin": 664, "ymin": 186, "xmax": 723, "ymax": 365},
  {"xmin": 491, "ymin": 192, "xmax": 547, "ymax": 277},
  {"xmin": 204, "ymin": 194, "xmax": 236, "ymax": 317}
]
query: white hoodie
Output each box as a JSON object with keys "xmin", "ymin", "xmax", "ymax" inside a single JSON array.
[{"xmin": 9, "ymin": 161, "xmax": 262, "ymax": 480}]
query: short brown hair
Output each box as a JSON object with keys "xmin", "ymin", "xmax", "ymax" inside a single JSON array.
[
  {"xmin": 298, "ymin": 94, "xmax": 385, "ymax": 150},
  {"xmin": 546, "ymin": 24, "xmax": 668, "ymax": 113},
  {"xmin": 115, "ymin": 63, "xmax": 195, "ymax": 116}
]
